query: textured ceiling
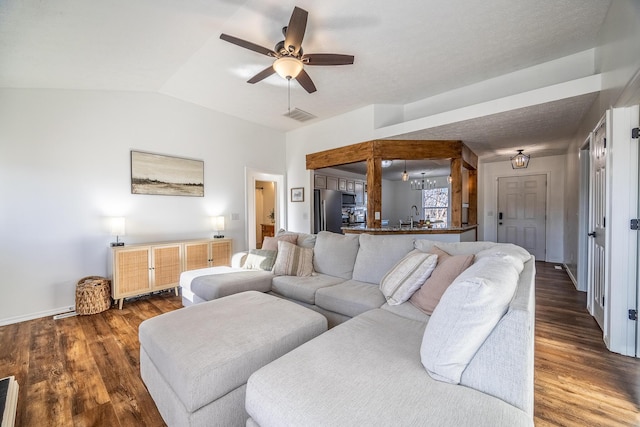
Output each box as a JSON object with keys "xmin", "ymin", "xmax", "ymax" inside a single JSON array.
[
  {"xmin": 391, "ymin": 93, "xmax": 600, "ymax": 162},
  {"xmin": 0, "ymin": 0, "xmax": 611, "ymax": 161}
]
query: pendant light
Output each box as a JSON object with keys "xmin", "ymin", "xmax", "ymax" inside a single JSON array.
[
  {"xmin": 402, "ymin": 161, "xmax": 409, "ymax": 182},
  {"xmin": 510, "ymin": 149, "xmax": 530, "ymax": 169}
]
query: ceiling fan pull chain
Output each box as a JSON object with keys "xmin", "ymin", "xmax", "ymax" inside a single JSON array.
[{"xmin": 287, "ymin": 77, "xmax": 291, "ymax": 116}]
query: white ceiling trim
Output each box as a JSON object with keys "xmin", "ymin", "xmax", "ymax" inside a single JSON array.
[{"xmin": 374, "ymin": 74, "xmax": 602, "ymax": 140}]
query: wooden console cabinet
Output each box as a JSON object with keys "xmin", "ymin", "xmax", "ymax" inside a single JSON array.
[{"xmin": 111, "ymin": 238, "xmax": 232, "ymax": 309}]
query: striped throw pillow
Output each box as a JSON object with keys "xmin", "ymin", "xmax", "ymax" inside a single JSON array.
[
  {"xmin": 273, "ymin": 241, "xmax": 314, "ymax": 277},
  {"xmin": 380, "ymin": 251, "xmax": 438, "ymax": 305}
]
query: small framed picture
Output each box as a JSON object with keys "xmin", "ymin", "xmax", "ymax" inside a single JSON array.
[{"xmin": 291, "ymin": 187, "xmax": 304, "ymax": 202}]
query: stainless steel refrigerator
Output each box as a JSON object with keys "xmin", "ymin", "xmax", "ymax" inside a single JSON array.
[{"xmin": 314, "ymin": 189, "xmax": 343, "ymax": 234}]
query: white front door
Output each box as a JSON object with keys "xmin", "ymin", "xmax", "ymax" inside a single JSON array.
[
  {"xmin": 497, "ymin": 174, "xmax": 547, "ymax": 260},
  {"xmin": 588, "ymin": 119, "xmax": 607, "ymax": 330}
]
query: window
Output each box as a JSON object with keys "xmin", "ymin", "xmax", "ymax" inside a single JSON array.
[{"xmin": 422, "ymin": 187, "xmax": 448, "ymax": 228}]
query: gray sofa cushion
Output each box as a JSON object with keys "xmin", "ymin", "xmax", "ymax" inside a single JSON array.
[
  {"xmin": 139, "ymin": 292, "xmax": 327, "ymax": 414},
  {"xmin": 313, "ymin": 231, "xmax": 360, "ymax": 279},
  {"xmin": 315, "ymin": 280, "xmax": 386, "ymax": 318},
  {"xmin": 191, "ymin": 270, "xmax": 273, "ymax": 301},
  {"xmin": 352, "ymin": 234, "xmax": 415, "ymax": 284},
  {"xmin": 246, "ymin": 309, "xmax": 533, "ymax": 427},
  {"xmin": 414, "ymin": 239, "xmax": 497, "ymax": 255},
  {"xmin": 271, "ymin": 274, "xmax": 344, "ymax": 305},
  {"xmin": 381, "ymin": 301, "xmax": 431, "ymax": 323}
]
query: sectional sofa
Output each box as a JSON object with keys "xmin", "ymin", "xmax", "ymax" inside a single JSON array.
[{"xmin": 175, "ymin": 230, "xmax": 536, "ymax": 426}]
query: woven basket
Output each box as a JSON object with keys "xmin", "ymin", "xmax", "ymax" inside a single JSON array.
[{"xmin": 76, "ymin": 276, "xmax": 112, "ymax": 315}]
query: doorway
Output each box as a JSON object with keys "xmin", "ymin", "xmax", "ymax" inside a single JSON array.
[
  {"xmin": 255, "ymin": 181, "xmax": 276, "ymax": 248},
  {"xmin": 497, "ymin": 174, "xmax": 547, "ymax": 260},
  {"xmin": 588, "ymin": 118, "xmax": 607, "ymax": 330},
  {"xmin": 577, "ymin": 138, "xmax": 591, "ymax": 294},
  {"xmin": 245, "ymin": 168, "xmax": 285, "ymax": 250}
]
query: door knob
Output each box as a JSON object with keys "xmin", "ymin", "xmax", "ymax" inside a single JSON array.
[{"xmin": 588, "ymin": 231, "xmax": 597, "ymax": 237}]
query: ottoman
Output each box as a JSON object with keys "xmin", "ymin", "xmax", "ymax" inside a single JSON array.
[{"xmin": 139, "ymin": 291, "xmax": 327, "ymax": 427}]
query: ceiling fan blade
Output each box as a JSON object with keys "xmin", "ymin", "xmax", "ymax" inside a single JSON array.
[
  {"xmin": 220, "ymin": 33, "xmax": 276, "ymax": 57},
  {"xmin": 304, "ymin": 53, "xmax": 355, "ymax": 66},
  {"xmin": 284, "ymin": 7, "xmax": 308, "ymax": 55},
  {"xmin": 247, "ymin": 66, "xmax": 276, "ymax": 84},
  {"xmin": 295, "ymin": 69, "xmax": 317, "ymax": 94}
]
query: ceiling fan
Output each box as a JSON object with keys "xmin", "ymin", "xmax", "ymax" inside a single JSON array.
[{"xmin": 220, "ymin": 6, "xmax": 354, "ymax": 93}]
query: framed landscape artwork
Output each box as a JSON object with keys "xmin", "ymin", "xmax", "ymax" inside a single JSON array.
[
  {"xmin": 291, "ymin": 187, "xmax": 304, "ymax": 202},
  {"xmin": 131, "ymin": 151, "xmax": 204, "ymax": 197}
]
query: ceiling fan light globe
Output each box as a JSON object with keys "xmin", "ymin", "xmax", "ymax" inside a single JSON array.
[{"xmin": 273, "ymin": 57, "xmax": 304, "ymax": 79}]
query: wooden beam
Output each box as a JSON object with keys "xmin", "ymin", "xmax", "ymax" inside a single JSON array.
[
  {"xmin": 366, "ymin": 157, "xmax": 382, "ymax": 228},
  {"xmin": 372, "ymin": 140, "xmax": 462, "ymax": 160},
  {"xmin": 306, "ymin": 141, "xmax": 372, "ymax": 170},
  {"xmin": 462, "ymin": 145, "xmax": 478, "ymax": 170},
  {"xmin": 468, "ymin": 169, "xmax": 478, "ymax": 225},
  {"xmin": 450, "ymin": 158, "xmax": 462, "ymax": 227}
]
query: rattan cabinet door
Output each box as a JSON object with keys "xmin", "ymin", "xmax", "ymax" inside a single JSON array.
[
  {"xmin": 211, "ymin": 240, "xmax": 231, "ymax": 267},
  {"xmin": 183, "ymin": 242, "xmax": 210, "ymax": 270},
  {"xmin": 113, "ymin": 247, "xmax": 151, "ymax": 300},
  {"xmin": 150, "ymin": 244, "xmax": 182, "ymax": 291}
]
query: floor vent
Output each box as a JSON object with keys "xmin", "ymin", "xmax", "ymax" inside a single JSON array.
[{"xmin": 284, "ymin": 108, "xmax": 317, "ymax": 122}]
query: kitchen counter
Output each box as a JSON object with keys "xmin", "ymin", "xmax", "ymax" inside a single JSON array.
[{"xmin": 342, "ymin": 224, "xmax": 478, "ymax": 242}]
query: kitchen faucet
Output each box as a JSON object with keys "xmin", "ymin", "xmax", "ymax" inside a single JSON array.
[{"xmin": 410, "ymin": 205, "xmax": 419, "ymax": 228}]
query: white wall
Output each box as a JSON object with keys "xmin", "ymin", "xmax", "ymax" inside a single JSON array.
[
  {"xmin": 0, "ymin": 89, "xmax": 285, "ymax": 324},
  {"xmin": 285, "ymin": 106, "xmax": 376, "ymax": 233},
  {"xmin": 478, "ymin": 155, "xmax": 566, "ymax": 262},
  {"xmin": 596, "ymin": 0, "xmax": 640, "ymax": 110},
  {"xmin": 563, "ymin": 0, "xmax": 640, "ymax": 284}
]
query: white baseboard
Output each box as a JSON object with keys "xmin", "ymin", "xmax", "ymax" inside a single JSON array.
[
  {"xmin": 0, "ymin": 305, "xmax": 75, "ymax": 327},
  {"xmin": 563, "ymin": 263, "xmax": 579, "ymax": 289}
]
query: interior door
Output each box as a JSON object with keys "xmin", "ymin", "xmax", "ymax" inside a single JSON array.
[
  {"xmin": 636, "ymin": 108, "xmax": 640, "ymax": 358},
  {"xmin": 497, "ymin": 175, "xmax": 547, "ymax": 260},
  {"xmin": 588, "ymin": 120, "xmax": 607, "ymax": 330}
]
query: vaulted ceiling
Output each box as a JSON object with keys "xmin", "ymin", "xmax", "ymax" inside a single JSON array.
[{"xmin": 0, "ymin": 0, "xmax": 612, "ymax": 165}]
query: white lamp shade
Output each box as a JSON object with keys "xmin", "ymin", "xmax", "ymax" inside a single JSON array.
[
  {"xmin": 273, "ymin": 57, "xmax": 304, "ymax": 79},
  {"xmin": 110, "ymin": 217, "xmax": 125, "ymax": 236},
  {"xmin": 212, "ymin": 216, "xmax": 225, "ymax": 232}
]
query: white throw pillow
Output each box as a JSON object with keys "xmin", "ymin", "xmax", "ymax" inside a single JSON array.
[
  {"xmin": 379, "ymin": 251, "xmax": 438, "ymax": 305},
  {"xmin": 420, "ymin": 255, "xmax": 519, "ymax": 384}
]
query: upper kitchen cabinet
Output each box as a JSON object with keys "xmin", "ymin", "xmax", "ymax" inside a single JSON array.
[{"xmin": 354, "ymin": 181, "xmax": 365, "ymax": 205}]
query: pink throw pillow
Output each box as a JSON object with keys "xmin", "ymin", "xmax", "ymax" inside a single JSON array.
[
  {"xmin": 409, "ymin": 247, "xmax": 474, "ymax": 315},
  {"xmin": 262, "ymin": 234, "xmax": 297, "ymax": 252}
]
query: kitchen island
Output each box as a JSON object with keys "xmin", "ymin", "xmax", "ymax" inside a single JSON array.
[{"xmin": 342, "ymin": 224, "xmax": 478, "ymax": 242}]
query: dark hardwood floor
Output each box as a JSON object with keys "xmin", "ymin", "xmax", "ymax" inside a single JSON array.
[{"xmin": 0, "ymin": 262, "xmax": 638, "ymax": 426}]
